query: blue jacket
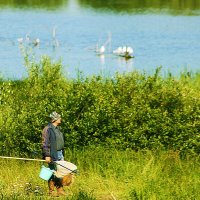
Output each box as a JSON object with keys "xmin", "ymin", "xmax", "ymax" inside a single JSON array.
[{"xmin": 42, "ymin": 123, "xmax": 65, "ymax": 161}]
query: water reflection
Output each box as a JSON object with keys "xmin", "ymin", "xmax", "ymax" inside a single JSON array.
[
  {"xmin": 0, "ymin": 0, "xmax": 68, "ymax": 9},
  {"xmin": 1, "ymin": 0, "xmax": 200, "ymax": 14},
  {"xmin": 78, "ymin": 0, "xmax": 200, "ymax": 15},
  {"xmin": 116, "ymin": 56, "xmax": 134, "ymax": 72},
  {"xmin": 99, "ymin": 54, "xmax": 105, "ymax": 65}
]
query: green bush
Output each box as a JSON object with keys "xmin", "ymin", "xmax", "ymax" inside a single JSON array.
[{"xmin": 0, "ymin": 57, "xmax": 199, "ymax": 156}]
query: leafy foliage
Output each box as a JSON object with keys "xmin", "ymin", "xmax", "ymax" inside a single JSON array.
[{"xmin": 0, "ymin": 57, "xmax": 199, "ymax": 156}]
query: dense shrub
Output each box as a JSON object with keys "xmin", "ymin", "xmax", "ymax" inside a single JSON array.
[{"xmin": 0, "ymin": 57, "xmax": 199, "ymax": 156}]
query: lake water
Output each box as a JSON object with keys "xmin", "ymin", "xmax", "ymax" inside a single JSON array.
[{"xmin": 0, "ymin": 0, "xmax": 200, "ymax": 79}]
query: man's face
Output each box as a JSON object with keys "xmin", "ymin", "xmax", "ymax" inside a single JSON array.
[{"xmin": 56, "ymin": 118, "xmax": 62, "ymax": 124}]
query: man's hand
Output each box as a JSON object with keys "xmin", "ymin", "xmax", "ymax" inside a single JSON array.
[{"xmin": 45, "ymin": 157, "xmax": 51, "ymax": 163}]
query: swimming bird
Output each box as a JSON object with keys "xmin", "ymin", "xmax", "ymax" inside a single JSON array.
[
  {"xmin": 25, "ymin": 34, "xmax": 30, "ymax": 44},
  {"xmin": 113, "ymin": 46, "xmax": 123, "ymax": 54},
  {"xmin": 17, "ymin": 38, "xmax": 23, "ymax": 44},
  {"xmin": 113, "ymin": 46, "xmax": 134, "ymax": 59},
  {"xmin": 127, "ymin": 46, "xmax": 133, "ymax": 54},
  {"xmin": 96, "ymin": 45, "xmax": 105, "ymax": 54},
  {"xmin": 32, "ymin": 38, "xmax": 40, "ymax": 46}
]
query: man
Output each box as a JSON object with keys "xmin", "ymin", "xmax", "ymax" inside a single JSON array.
[{"xmin": 42, "ymin": 111, "xmax": 67, "ymax": 197}]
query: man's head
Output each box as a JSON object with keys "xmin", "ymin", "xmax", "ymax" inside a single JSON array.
[{"xmin": 49, "ymin": 111, "xmax": 61, "ymax": 125}]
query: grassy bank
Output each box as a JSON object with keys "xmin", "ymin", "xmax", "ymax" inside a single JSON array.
[{"xmin": 0, "ymin": 148, "xmax": 199, "ymax": 199}]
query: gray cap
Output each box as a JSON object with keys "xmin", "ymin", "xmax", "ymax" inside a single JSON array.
[{"xmin": 49, "ymin": 111, "xmax": 61, "ymax": 122}]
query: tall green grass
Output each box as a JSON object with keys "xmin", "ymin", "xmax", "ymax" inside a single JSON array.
[{"xmin": 0, "ymin": 148, "xmax": 199, "ymax": 199}]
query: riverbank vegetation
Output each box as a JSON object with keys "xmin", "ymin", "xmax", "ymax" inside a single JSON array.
[
  {"xmin": 0, "ymin": 56, "xmax": 199, "ymax": 199},
  {"xmin": 0, "ymin": 56, "xmax": 199, "ymax": 157}
]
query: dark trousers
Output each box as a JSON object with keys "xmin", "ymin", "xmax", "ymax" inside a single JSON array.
[{"xmin": 48, "ymin": 162, "xmax": 62, "ymax": 188}]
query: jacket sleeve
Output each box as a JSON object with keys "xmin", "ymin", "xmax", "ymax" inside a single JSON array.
[{"xmin": 42, "ymin": 126, "xmax": 51, "ymax": 157}]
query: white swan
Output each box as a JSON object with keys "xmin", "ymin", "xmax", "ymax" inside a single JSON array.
[
  {"xmin": 96, "ymin": 45, "xmax": 105, "ymax": 54},
  {"xmin": 32, "ymin": 38, "xmax": 40, "ymax": 46},
  {"xmin": 113, "ymin": 46, "xmax": 134, "ymax": 58},
  {"xmin": 113, "ymin": 46, "xmax": 123, "ymax": 54},
  {"xmin": 127, "ymin": 46, "xmax": 133, "ymax": 54},
  {"xmin": 17, "ymin": 38, "xmax": 23, "ymax": 44}
]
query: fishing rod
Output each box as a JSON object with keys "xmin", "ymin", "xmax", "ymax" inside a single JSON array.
[
  {"xmin": 0, "ymin": 156, "xmax": 78, "ymax": 173},
  {"xmin": 0, "ymin": 156, "xmax": 44, "ymax": 162}
]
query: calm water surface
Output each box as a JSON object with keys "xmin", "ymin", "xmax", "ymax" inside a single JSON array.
[{"xmin": 0, "ymin": 0, "xmax": 200, "ymax": 79}]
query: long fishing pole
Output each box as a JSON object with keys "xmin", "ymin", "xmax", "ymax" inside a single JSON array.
[
  {"xmin": 0, "ymin": 156, "xmax": 44, "ymax": 162},
  {"xmin": 0, "ymin": 156, "xmax": 77, "ymax": 173}
]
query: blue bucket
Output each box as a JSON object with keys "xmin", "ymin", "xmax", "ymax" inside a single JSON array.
[{"xmin": 39, "ymin": 165, "xmax": 54, "ymax": 181}]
